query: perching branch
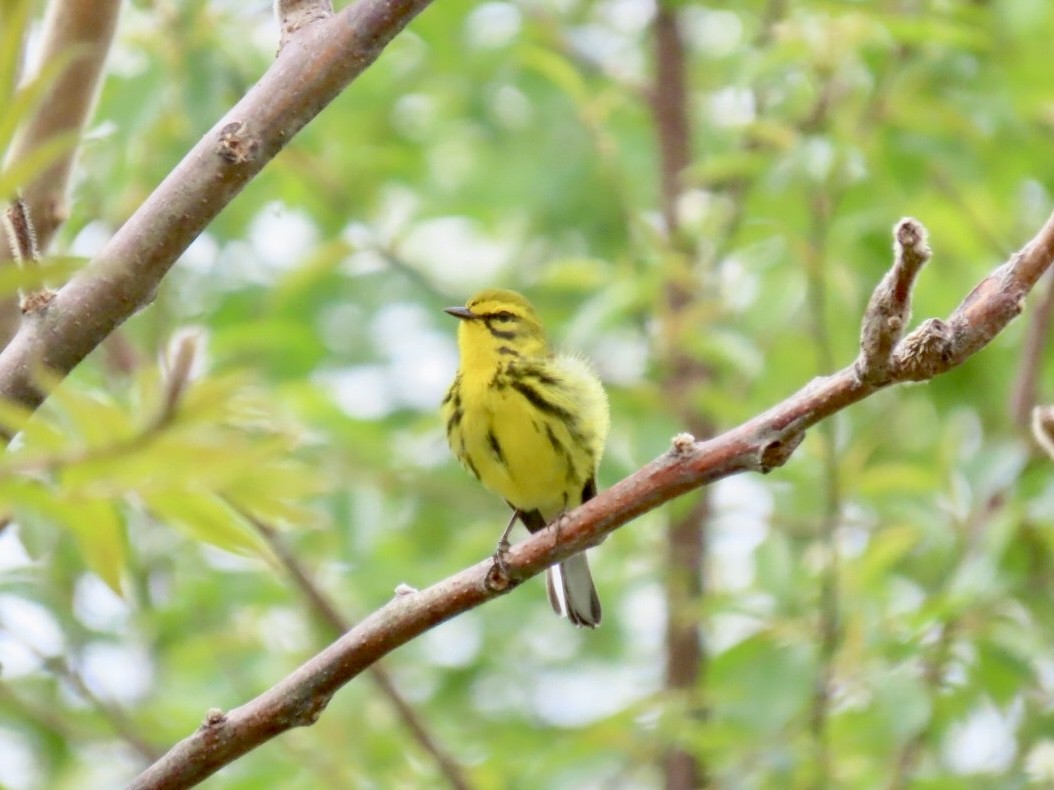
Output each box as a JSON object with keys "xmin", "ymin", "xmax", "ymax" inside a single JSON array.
[
  {"xmin": 127, "ymin": 212, "xmax": 1054, "ymax": 788},
  {"xmin": 0, "ymin": 0, "xmax": 435, "ymax": 421}
]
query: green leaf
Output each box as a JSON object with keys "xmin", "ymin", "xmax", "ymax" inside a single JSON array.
[
  {"xmin": 47, "ymin": 382, "xmax": 136, "ymax": 448},
  {"xmin": 0, "ymin": 255, "xmax": 85, "ymax": 295},
  {"xmin": 0, "ymin": 131, "xmax": 78, "ymax": 203},
  {"xmin": 143, "ymin": 489, "xmax": 271, "ymax": 559},
  {"xmin": 708, "ymin": 631, "xmax": 814, "ymax": 733},
  {"xmin": 871, "ymin": 663, "xmax": 932, "ymax": 741},
  {"xmin": 0, "ymin": 0, "xmax": 33, "ymax": 117},
  {"xmin": 7, "ymin": 481, "xmax": 126, "ymax": 593},
  {"xmin": 852, "ymin": 523, "xmax": 920, "ymax": 591},
  {"xmin": 520, "ymin": 46, "xmax": 588, "ymax": 105},
  {"xmin": 63, "ymin": 498, "xmax": 127, "ymax": 595},
  {"xmin": 974, "ymin": 638, "xmax": 1032, "ymax": 706},
  {"xmin": 0, "ymin": 41, "xmax": 85, "ymax": 157}
]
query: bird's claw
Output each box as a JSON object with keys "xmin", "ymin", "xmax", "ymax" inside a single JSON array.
[
  {"xmin": 492, "ymin": 536, "xmax": 511, "ymax": 574},
  {"xmin": 485, "ymin": 537, "xmax": 514, "ymax": 592},
  {"xmin": 551, "ymin": 511, "xmax": 570, "ymax": 544}
]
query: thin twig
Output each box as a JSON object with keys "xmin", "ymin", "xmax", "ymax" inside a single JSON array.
[
  {"xmin": 0, "ymin": 344, "xmax": 195, "ymax": 477},
  {"xmin": 886, "ymin": 490, "xmax": 1006, "ymax": 788},
  {"xmin": 888, "ymin": 621, "xmax": 956, "ymax": 790},
  {"xmin": 2, "ymin": 197, "xmax": 38, "ymax": 264},
  {"xmin": 241, "ymin": 510, "xmax": 475, "ymax": 790},
  {"xmin": 1, "ymin": 637, "xmax": 161, "ymax": 763},
  {"xmin": 1, "ymin": 198, "xmax": 56, "ymax": 315},
  {"xmin": 804, "ymin": 191, "xmax": 841, "ymax": 787},
  {"xmin": 1010, "ymin": 269, "xmax": 1054, "ymax": 427},
  {"xmin": 43, "ymin": 653, "xmax": 163, "ymax": 763},
  {"xmin": 0, "ymin": 679, "xmax": 82, "ymax": 743}
]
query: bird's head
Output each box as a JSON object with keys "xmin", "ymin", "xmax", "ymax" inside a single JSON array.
[{"xmin": 445, "ymin": 289, "xmax": 549, "ymax": 366}]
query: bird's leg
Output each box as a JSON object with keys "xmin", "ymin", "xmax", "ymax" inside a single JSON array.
[{"xmin": 492, "ymin": 510, "xmax": 519, "ymax": 572}]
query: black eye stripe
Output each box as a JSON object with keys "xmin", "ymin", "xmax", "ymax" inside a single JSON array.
[{"xmin": 483, "ymin": 318, "xmax": 517, "ymax": 340}]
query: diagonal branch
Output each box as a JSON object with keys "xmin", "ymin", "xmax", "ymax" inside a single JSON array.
[
  {"xmin": 0, "ymin": 0, "xmax": 436, "ymax": 421},
  {"xmin": 127, "ymin": 211, "xmax": 1054, "ymax": 788}
]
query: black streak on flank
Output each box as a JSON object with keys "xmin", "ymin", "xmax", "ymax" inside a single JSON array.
[
  {"xmin": 544, "ymin": 424, "xmax": 569, "ymax": 460},
  {"xmin": 545, "ymin": 423, "xmax": 579, "ymax": 485},
  {"xmin": 444, "ymin": 386, "xmax": 463, "ymax": 436},
  {"xmin": 497, "ymin": 346, "xmax": 519, "ymax": 356},
  {"xmin": 510, "ymin": 379, "xmax": 573, "ymax": 424},
  {"xmin": 515, "ymin": 377, "xmax": 588, "ymax": 450},
  {"xmin": 446, "ymin": 406, "xmax": 463, "ymax": 435},
  {"xmin": 523, "ymin": 367, "xmax": 560, "ymax": 387},
  {"xmin": 487, "ymin": 428, "xmax": 507, "ymax": 466},
  {"xmin": 441, "ymin": 377, "xmax": 459, "ymax": 405},
  {"xmin": 465, "ymin": 455, "xmax": 481, "ymax": 480}
]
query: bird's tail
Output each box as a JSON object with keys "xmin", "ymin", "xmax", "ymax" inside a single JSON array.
[{"xmin": 547, "ymin": 552, "xmax": 602, "ymax": 628}]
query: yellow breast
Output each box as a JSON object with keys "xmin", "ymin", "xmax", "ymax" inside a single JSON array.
[{"xmin": 444, "ymin": 353, "xmax": 608, "ymax": 521}]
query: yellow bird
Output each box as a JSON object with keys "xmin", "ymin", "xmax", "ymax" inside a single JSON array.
[{"xmin": 442, "ymin": 289, "xmax": 610, "ymax": 627}]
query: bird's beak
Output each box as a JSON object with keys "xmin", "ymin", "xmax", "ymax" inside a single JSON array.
[{"xmin": 444, "ymin": 305, "xmax": 477, "ymax": 320}]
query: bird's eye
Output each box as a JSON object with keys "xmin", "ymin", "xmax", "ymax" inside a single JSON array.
[{"xmin": 495, "ymin": 311, "xmax": 514, "ymax": 322}]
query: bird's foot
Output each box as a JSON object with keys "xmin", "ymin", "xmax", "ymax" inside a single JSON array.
[
  {"xmin": 485, "ymin": 536, "xmax": 514, "ymax": 592},
  {"xmin": 550, "ymin": 511, "xmax": 571, "ymax": 546},
  {"xmin": 492, "ymin": 535, "xmax": 511, "ymax": 574}
]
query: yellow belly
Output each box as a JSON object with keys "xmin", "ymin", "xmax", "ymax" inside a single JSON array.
[
  {"xmin": 446, "ymin": 355, "xmax": 607, "ymax": 520},
  {"xmin": 462, "ymin": 385, "xmax": 578, "ymax": 516}
]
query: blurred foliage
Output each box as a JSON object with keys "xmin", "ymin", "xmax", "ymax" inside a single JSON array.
[{"xmin": 2, "ymin": 0, "xmax": 1054, "ymax": 787}]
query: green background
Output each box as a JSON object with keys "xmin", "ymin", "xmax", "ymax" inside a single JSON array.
[{"xmin": 3, "ymin": 0, "xmax": 1054, "ymax": 787}]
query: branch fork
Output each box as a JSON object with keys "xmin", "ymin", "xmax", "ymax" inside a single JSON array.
[{"xmin": 856, "ymin": 217, "xmax": 932, "ymax": 384}]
